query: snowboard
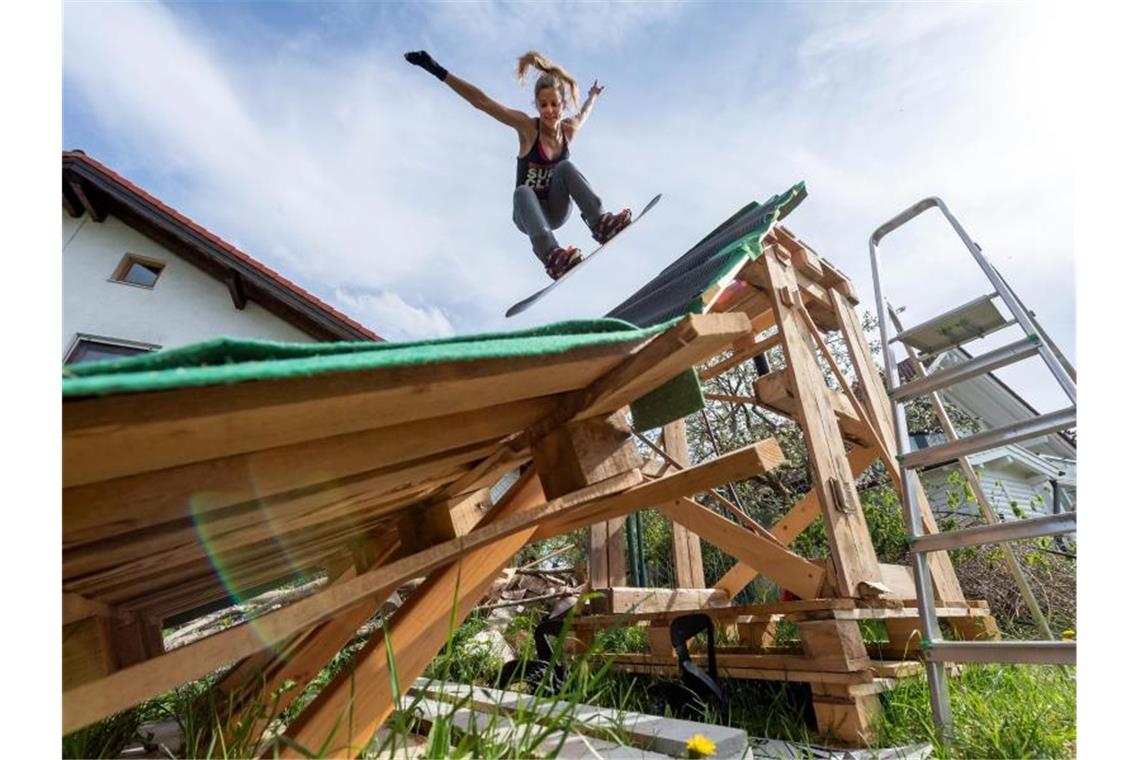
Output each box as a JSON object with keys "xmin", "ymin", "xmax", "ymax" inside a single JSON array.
[{"xmin": 505, "ymin": 193, "xmax": 662, "ymax": 318}]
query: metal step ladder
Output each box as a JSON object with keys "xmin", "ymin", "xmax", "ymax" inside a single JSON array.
[{"xmin": 867, "ymin": 196, "xmax": 1076, "ymax": 740}]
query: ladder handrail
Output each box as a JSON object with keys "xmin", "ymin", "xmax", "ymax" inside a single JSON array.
[{"xmin": 869, "ymin": 196, "xmax": 1076, "ymax": 404}]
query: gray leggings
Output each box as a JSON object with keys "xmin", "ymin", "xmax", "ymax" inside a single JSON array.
[{"xmin": 512, "ymin": 160, "xmax": 603, "ymax": 264}]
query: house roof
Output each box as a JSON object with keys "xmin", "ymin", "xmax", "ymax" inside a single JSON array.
[
  {"xmin": 62, "ymin": 150, "xmax": 382, "ymax": 342},
  {"xmin": 932, "ymin": 346, "xmax": 1076, "ymax": 459}
]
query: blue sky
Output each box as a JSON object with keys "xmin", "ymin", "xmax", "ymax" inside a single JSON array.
[{"xmin": 63, "ymin": 1, "xmax": 1074, "ymax": 409}]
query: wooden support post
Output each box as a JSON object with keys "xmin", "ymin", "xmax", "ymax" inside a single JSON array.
[
  {"xmin": 738, "ymin": 618, "xmax": 779, "ymax": 650},
  {"xmin": 278, "ymin": 470, "xmax": 552, "ymax": 756},
  {"xmin": 63, "ymin": 615, "xmax": 115, "ymax": 691},
  {"xmin": 533, "ymin": 410, "xmax": 641, "ymax": 589},
  {"xmin": 663, "ymin": 420, "xmax": 704, "ymax": 588},
  {"xmin": 810, "ymin": 683, "xmax": 880, "ymax": 747},
  {"xmin": 647, "ymin": 624, "xmax": 674, "ymax": 657},
  {"xmin": 759, "ymin": 254, "xmax": 882, "ymax": 598},
  {"xmin": 948, "ymin": 614, "xmax": 1001, "ymax": 642},
  {"xmin": 882, "ymin": 618, "xmax": 925, "ymax": 659},
  {"xmin": 797, "ymin": 618, "xmax": 870, "ymax": 672},
  {"xmin": 658, "ymin": 497, "xmax": 824, "ymax": 600},
  {"xmin": 109, "ymin": 612, "xmax": 165, "ymax": 670},
  {"xmin": 204, "ymin": 538, "xmax": 405, "ymax": 747},
  {"xmin": 829, "ymin": 289, "xmax": 965, "ymax": 603}
]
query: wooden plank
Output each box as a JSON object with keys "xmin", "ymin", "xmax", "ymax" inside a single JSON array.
[
  {"xmin": 278, "ymin": 469, "xmax": 555, "ymax": 757},
  {"xmin": 759, "ymin": 255, "xmax": 881, "ymax": 598},
  {"xmin": 594, "ymin": 587, "xmax": 730, "ymax": 615},
  {"xmin": 698, "ymin": 330, "xmax": 782, "ymax": 383},
  {"xmin": 797, "ymin": 618, "xmax": 871, "ymax": 671},
  {"xmin": 64, "ymin": 459, "xmax": 467, "ymax": 591},
  {"xmin": 63, "ymin": 592, "xmax": 114, "ymax": 626},
  {"xmin": 713, "ymin": 561, "xmax": 758, "ymax": 598},
  {"xmin": 566, "ymin": 313, "xmax": 753, "ymax": 423},
  {"xmin": 829, "ymin": 290, "xmax": 965, "ymax": 602},
  {"xmin": 532, "ymin": 411, "xmax": 643, "ymax": 500},
  {"xmin": 63, "ymin": 616, "xmax": 115, "ymax": 691},
  {"xmin": 754, "ymin": 370, "xmax": 878, "ymax": 449},
  {"xmin": 663, "ymin": 421, "xmax": 704, "ymax": 589},
  {"xmin": 63, "ymin": 443, "xmax": 490, "ymax": 582},
  {"xmin": 64, "ymin": 344, "xmax": 642, "ymax": 488},
  {"xmin": 62, "ymin": 469, "xmax": 639, "ymax": 733},
  {"xmin": 64, "ymin": 476, "xmax": 430, "ymax": 602},
  {"xmin": 64, "ymin": 397, "xmax": 555, "ymax": 548},
  {"xmin": 534, "ymin": 439, "xmax": 787, "ymax": 539},
  {"xmin": 209, "ymin": 538, "xmax": 406, "ymax": 743},
  {"xmin": 810, "ymin": 682, "xmax": 879, "ymax": 746},
  {"xmin": 446, "ymin": 488, "xmax": 493, "ymax": 537},
  {"xmin": 656, "ymin": 497, "xmax": 824, "ymax": 600},
  {"xmin": 533, "ymin": 411, "xmax": 640, "ymax": 589},
  {"xmin": 606, "ymin": 653, "xmax": 875, "ymax": 684}
]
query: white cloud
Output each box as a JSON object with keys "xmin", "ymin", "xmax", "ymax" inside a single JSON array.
[
  {"xmin": 63, "ymin": 0, "xmax": 1074, "ymax": 413},
  {"xmin": 335, "ymin": 289, "xmax": 455, "ymax": 342}
]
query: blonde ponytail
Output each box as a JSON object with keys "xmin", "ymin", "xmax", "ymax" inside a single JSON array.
[{"xmin": 515, "ymin": 50, "xmax": 580, "ymax": 109}]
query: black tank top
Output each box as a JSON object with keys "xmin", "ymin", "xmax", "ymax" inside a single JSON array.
[{"xmin": 515, "ymin": 118, "xmax": 569, "ymax": 201}]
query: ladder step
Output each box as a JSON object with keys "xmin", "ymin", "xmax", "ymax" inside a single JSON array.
[
  {"xmin": 912, "ymin": 511, "xmax": 1075, "ymax": 554},
  {"xmin": 890, "ymin": 336, "xmax": 1041, "ymax": 402},
  {"xmin": 899, "ymin": 406, "xmax": 1076, "ymax": 469},
  {"xmin": 925, "ymin": 641, "xmax": 1075, "ymax": 666},
  {"xmin": 889, "ymin": 293, "xmax": 1008, "ymax": 354}
]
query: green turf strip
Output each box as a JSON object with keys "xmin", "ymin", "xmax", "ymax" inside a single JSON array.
[{"xmin": 61, "ymin": 318, "xmax": 679, "ymax": 399}]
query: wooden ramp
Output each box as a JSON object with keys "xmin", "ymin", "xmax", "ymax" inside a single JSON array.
[{"xmin": 62, "ymin": 188, "xmax": 989, "ymax": 753}]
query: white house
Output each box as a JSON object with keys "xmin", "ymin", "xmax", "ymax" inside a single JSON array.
[
  {"xmin": 913, "ymin": 348, "xmax": 1076, "ymax": 520},
  {"xmin": 62, "ymin": 150, "xmax": 380, "ymax": 364}
]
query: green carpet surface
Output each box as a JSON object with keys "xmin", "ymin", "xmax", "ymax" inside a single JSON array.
[{"xmin": 62, "ymin": 318, "xmax": 678, "ymax": 399}]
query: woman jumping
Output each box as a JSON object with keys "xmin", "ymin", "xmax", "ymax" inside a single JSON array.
[{"xmin": 404, "ymin": 50, "xmax": 632, "ymax": 280}]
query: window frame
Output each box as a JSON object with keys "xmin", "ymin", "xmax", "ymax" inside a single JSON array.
[
  {"xmin": 110, "ymin": 253, "xmax": 166, "ymax": 290},
  {"xmin": 63, "ymin": 333, "xmax": 161, "ymax": 365}
]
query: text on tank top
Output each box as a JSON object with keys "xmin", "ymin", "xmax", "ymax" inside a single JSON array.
[{"xmin": 515, "ymin": 118, "xmax": 569, "ymax": 201}]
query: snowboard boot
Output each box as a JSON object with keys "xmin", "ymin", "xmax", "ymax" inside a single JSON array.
[
  {"xmin": 545, "ymin": 245, "xmax": 582, "ymax": 280},
  {"xmin": 591, "ymin": 208, "xmax": 633, "ymax": 245}
]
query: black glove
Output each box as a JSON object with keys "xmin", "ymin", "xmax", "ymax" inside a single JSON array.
[{"xmin": 404, "ymin": 50, "xmax": 448, "ymax": 82}]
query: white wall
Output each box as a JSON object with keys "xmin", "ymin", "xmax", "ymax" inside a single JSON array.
[
  {"xmin": 63, "ymin": 210, "xmax": 314, "ymax": 358},
  {"xmin": 921, "ymin": 461, "xmax": 1057, "ymax": 521}
]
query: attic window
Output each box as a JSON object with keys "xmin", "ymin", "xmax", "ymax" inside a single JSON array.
[
  {"xmin": 112, "ymin": 254, "xmax": 165, "ymax": 288},
  {"xmin": 65, "ymin": 335, "xmax": 158, "ymax": 365}
]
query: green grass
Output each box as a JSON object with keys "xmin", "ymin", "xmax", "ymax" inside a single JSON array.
[{"xmin": 876, "ymin": 664, "xmax": 1076, "ymax": 759}]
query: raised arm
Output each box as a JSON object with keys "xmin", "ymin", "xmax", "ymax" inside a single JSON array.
[
  {"xmin": 404, "ymin": 51, "xmax": 531, "ymax": 133},
  {"xmin": 563, "ymin": 80, "xmax": 604, "ymax": 140}
]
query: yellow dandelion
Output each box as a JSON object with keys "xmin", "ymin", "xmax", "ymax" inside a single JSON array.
[
  {"xmin": 1061, "ymin": 629, "xmax": 1075, "ymax": 640},
  {"xmin": 686, "ymin": 733, "xmax": 717, "ymax": 758}
]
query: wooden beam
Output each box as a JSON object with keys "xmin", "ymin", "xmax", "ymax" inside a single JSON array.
[
  {"xmin": 533, "ymin": 439, "xmax": 787, "ymax": 538},
  {"xmin": 656, "ymin": 498, "xmax": 823, "ymax": 600},
  {"xmin": 62, "ymin": 183, "xmax": 82, "ymax": 218},
  {"xmin": 532, "ymin": 411, "xmax": 641, "ymax": 589},
  {"xmin": 714, "ymin": 445, "xmax": 882, "ymax": 598},
  {"xmin": 64, "ymin": 397, "xmax": 555, "ymax": 548},
  {"xmin": 276, "ymin": 469, "xmax": 552, "ymax": 756},
  {"xmin": 62, "ymin": 468, "xmax": 638, "ymax": 733},
  {"xmin": 68, "ymin": 178, "xmax": 106, "ymax": 222},
  {"xmin": 225, "ymin": 269, "xmax": 247, "ymax": 310},
  {"xmin": 64, "ymin": 343, "xmax": 639, "ymax": 488},
  {"xmin": 208, "ymin": 536, "xmax": 405, "ymax": 745},
  {"xmin": 663, "ymin": 421, "xmax": 704, "ymax": 589},
  {"xmin": 698, "ymin": 331, "xmax": 783, "ymax": 383},
  {"xmin": 753, "ymin": 370, "xmax": 878, "ymax": 448},
  {"xmin": 63, "ymin": 444, "xmax": 488, "ymax": 585},
  {"xmin": 759, "ymin": 254, "xmax": 882, "ymax": 598},
  {"xmin": 591, "ymin": 587, "xmax": 730, "ymax": 615},
  {"xmin": 829, "ymin": 290, "xmax": 964, "ymax": 602},
  {"xmin": 561, "ymin": 313, "xmax": 753, "ymax": 425}
]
